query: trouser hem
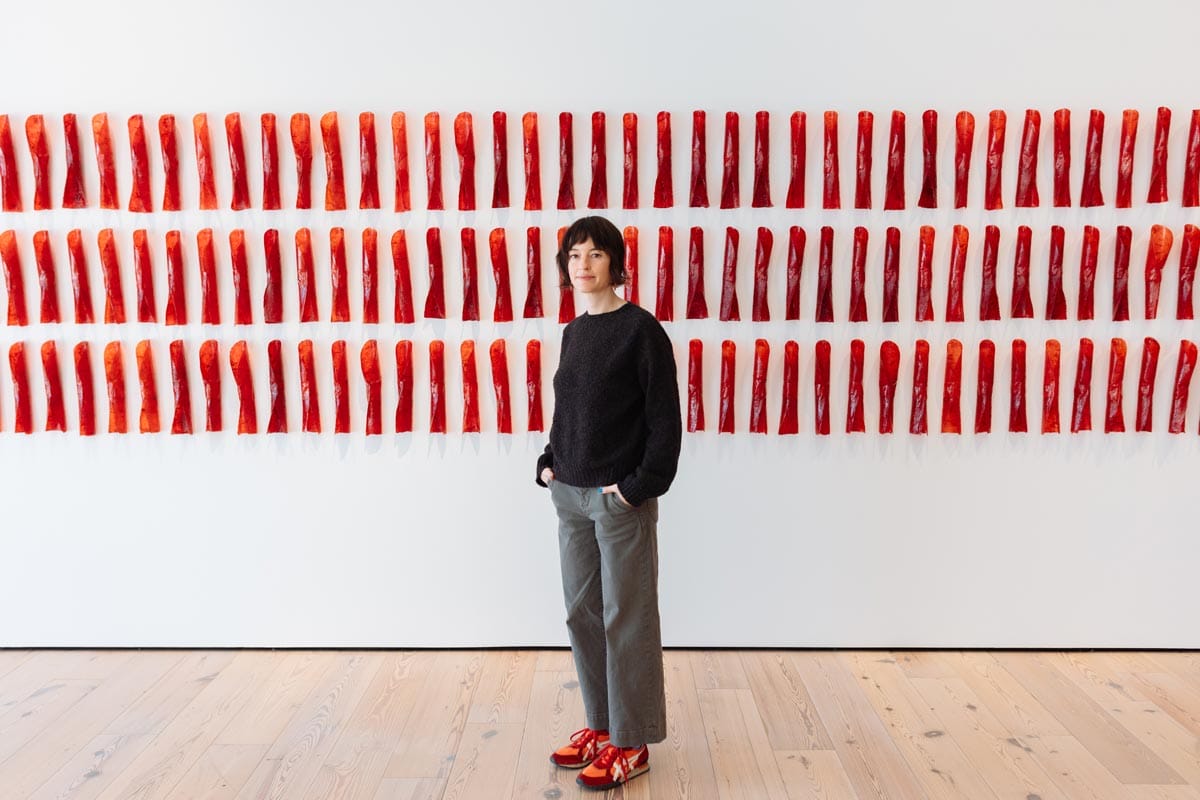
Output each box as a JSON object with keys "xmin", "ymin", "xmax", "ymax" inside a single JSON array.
[{"xmin": 608, "ymin": 725, "xmax": 666, "ymax": 747}]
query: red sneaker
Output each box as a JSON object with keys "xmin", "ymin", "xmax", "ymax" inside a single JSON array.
[
  {"xmin": 576, "ymin": 743, "xmax": 650, "ymax": 790},
  {"xmin": 549, "ymin": 727, "xmax": 610, "ymax": 769}
]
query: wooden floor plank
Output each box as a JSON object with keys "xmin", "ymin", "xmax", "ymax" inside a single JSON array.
[
  {"xmin": 774, "ymin": 750, "xmax": 860, "ymax": 800},
  {"xmin": 740, "ymin": 651, "xmax": 833, "ymax": 750}
]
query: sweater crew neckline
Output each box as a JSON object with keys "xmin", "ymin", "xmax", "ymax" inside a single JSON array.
[{"xmin": 581, "ymin": 301, "xmax": 635, "ymax": 318}]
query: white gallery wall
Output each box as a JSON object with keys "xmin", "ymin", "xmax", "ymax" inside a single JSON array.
[{"xmin": 1, "ymin": 0, "xmax": 1198, "ymax": 647}]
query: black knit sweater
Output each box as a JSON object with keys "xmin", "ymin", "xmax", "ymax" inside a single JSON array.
[{"xmin": 535, "ymin": 302, "xmax": 682, "ymax": 507}]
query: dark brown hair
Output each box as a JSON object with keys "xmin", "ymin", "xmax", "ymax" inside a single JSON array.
[{"xmin": 555, "ymin": 216, "xmax": 626, "ymax": 289}]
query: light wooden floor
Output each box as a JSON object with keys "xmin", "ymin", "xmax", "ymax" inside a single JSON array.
[{"xmin": 1, "ymin": 649, "xmax": 1198, "ymax": 799}]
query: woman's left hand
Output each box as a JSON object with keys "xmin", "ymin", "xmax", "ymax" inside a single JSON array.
[{"xmin": 601, "ymin": 484, "xmax": 633, "ymax": 508}]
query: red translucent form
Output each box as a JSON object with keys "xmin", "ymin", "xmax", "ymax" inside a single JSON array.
[
  {"xmin": 752, "ymin": 227, "xmax": 772, "ymax": 322},
  {"xmin": 331, "ymin": 340, "xmax": 350, "ymax": 434},
  {"xmin": 395, "ymin": 340, "xmax": 413, "ymax": 433},
  {"xmin": 97, "ymin": 229, "xmax": 125, "ymax": 324},
  {"xmin": 656, "ymin": 226, "xmax": 674, "ymax": 321},
  {"xmin": 557, "ymin": 226, "xmax": 574, "ymax": 324},
  {"xmin": 425, "ymin": 227, "xmax": 446, "ymax": 319},
  {"xmin": 157, "ymin": 114, "xmax": 180, "ymax": 212},
  {"xmin": 461, "ymin": 227, "xmax": 479, "ymax": 321},
  {"xmin": 222, "ymin": 230, "xmax": 248, "ymax": 325},
  {"xmin": 1011, "ymin": 225, "xmax": 1033, "ymax": 318},
  {"xmin": 878, "ymin": 340, "xmax": 900, "ymax": 434},
  {"xmin": 749, "ymin": 110, "xmax": 771, "ymax": 207},
  {"xmin": 1046, "ymin": 225, "xmax": 1067, "ymax": 321},
  {"xmin": 718, "ymin": 339, "xmax": 736, "ymax": 433},
  {"xmin": 330, "ymin": 226, "xmax": 350, "ymax": 322},
  {"xmin": 1042, "ymin": 339, "xmax": 1061, "ymax": 434},
  {"xmin": 780, "ymin": 340, "xmax": 799, "ymax": 435},
  {"xmin": 854, "ymin": 110, "xmax": 873, "ymax": 209},
  {"xmin": 622, "ymin": 112, "xmax": 638, "ymax": 209},
  {"xmin": 67, "ymin": 229, "xmax": 94, "ymax": 324},
  {"xmin": 918, "ymin": 109, "xmax": 938, "ymax": 208},
  {"xmin": 74, "ymin": 342, "xmax": 96, "ymax": 435},
  {"xmin": 654, "ymin": 111, "xmax": 672, "ymax": 208},
  {"xmin": 132, "ymin": 229, "xmax": 155, "ymax": 323},
  {"xmin": 1178, "ymin": 224, "xmax": 1199, "ymax": 320},
  {"xmin": 525, "ymin": 339, "xmax": 542, "ymax": 432},
  {"xmin": 622, "ymin": 225, "xmax": 639, "ymax": 305},
  {"xmin": 291, "ymin": 113, "xmax": 313, "ymax": 209},
  {"xmin": 520, "ymin": 112, "xmax": 541, "ymax": 211},
  {"xmin": 1113, "ymin": 225, "xmax": 1131, "ymax": 321},
  {"xmin": 822, "ymin": 111, "xmax": 840, "ymax": 209},
  {"xmin": 320, "ymin": 112, "xmax": 346, "ymax": 211},
  {"xmin": 169, "ymin": 340, "xmax": 192, "ymax": 435},
  {"xmin": 1053, "ymin": 109, "xmax": 1072, "ymax": 207},
  {"xmin": 25, "ymin": 116, "xmax": 51, "ymax": 211},
  {"xmin": 262, "ymin": 229, "xmax": 282, "ymax": 324},
  {"xmin": 847, "ymin": 338, "xmax": 865, "ymax": 433},
  {"xmin": 718, "ymin": 227, "xmax": 739, "ymax": 321},
  {"xmin": 983, "ymin": 110, "xmax": 1006, "ymax": 210},
  {"xmin": 786, "ymin": 111, "xmax": 806, "ymax": 209},
  {"xmin": 2, "ymin": 230, "xmax": 28, "ymax": 326},
  {"xmin": 1136, "ymin": 337, "xmax": 1160, "ymax": 432},
  {"xmin": 1015, "ymin": 109, "xmax": 1041, "ymax": 207},
  {"xmin": 1145, "ymin": 224, "xmax": 1174, "ymax": 320},
  {"xmin": 785, "ymin": 226, "xmax": 805, "ymax": 320},
  {"xmin": 910, "ymin": 339, "xmax": 930, "ymax": 434},
  {"xmin": 954, "ymin": 111, "xmax": 974, "ymax": 209},
  {"xmin": 261, "ymin": 113, "xmax": 280, "ymax": 210},
  {"xmin": 492, "ymin": 111, "xmax": 509, "ymax": 209},
  {"xmin": 199, "ymin": 340, "xmax": 221, "ymax": 432},
  {"xmin": 460, "ymin": 340, "xmax": 480, "ymax": 433},
  {"xmin": 62, "ymin": 114, "xmax": 87, "ymax": 208},
  {"xmin": 8, "ymin": 343, "xmax": 31, "ymax": 433},
  {"xmin": 749, "ymin": 338, "xmax": 770, "ymax": 434},
  {"xmin": 266, "ymin": 339, "xmax": 285, "ymax": 433},
  {"xmin": 1070, "ymin": 338, "xmax": 1094, "ymax": 433},
  {"xmin": 162, "ymin": 231, "xmax": 186, "ymax": 327},
  {"xmin": 91, "ymin": 113, "xmax": 119, "ymax": 209},
  {"xmin": 135, "ymin": 340, "xmax": 159, "ymax": 433},
  {"xmin": 1184, "ymin": 110, "xmax": 1200, "ymax": 207},
  {"xmin": 975, "ymin": 340, "xmax": 995, "ymax": 434},
  {"xmin": 816, "ymin": 226, "xmax": 834, "ymax": 322},
  {"xmin": 883, "ymin": 110, "xmax": 905, "ymax": 210},
  {"xmin": 980, "ymin": 225, "xmax": 1000, "ymax": 321},
  {"xmin": 814, "ymin": 340, "xmax": 831, "ymax": 436},
  {"xmin": 193, "ymin": 113, "xmax": 217, "ymax": 210},
  {"xmin": 41, "ymin": 341, "xmax": 66, "ymax": 432},
  {"xmin": 392, "ymin": 230, "xmax": 414, "ymax": 324},
  {"xmin": 882, "ymin": 227, "xmax": 900, "ymax": 323},
  {"xmin": 687, "ymin": 338, "xmax": 704, "ymax": 432},
  {"xmin": 1168, "ymin": 340, "xmax": 1197, "ymax": 433},
  {"xmin": 104, "ymin": 341, "xmax": 127, "ymax": 433},
  {"xmin": 1105, "ymin": 338, "xmax": 1127, "ymax": 433},
  {"xmin": 454, "ymin": 112, "xmax": 475, "ymax": 211},
  {"xmin": 1115, "ymin": 109, "xmax": 1138, "ymax": 209},
  {"xmin": 686, "ymin": 226, "xmax": 708, "ymax": 319},
  {"xmin": 294, "ymin": 228, "xmax": 317, "ymax": 322},
  {"xmin": 298, "ymin": 339, "xmax": 320, "ymax": 433},
  {"xmin": 1078, "ymin": 225, "xmax": 1099, "ymax": 321},
  {"xmin": 588, "ymin": 111, "xmax": 607, "ymax": 209},
  {"xmin": 197, "ymin": 228, "xmax": 220, "ymax": 325},
  {"xmin": 557, "ymin": 112, "xmax": 574, "ymax": 210},
  {"xmin": 915, "ymin": 225, "xmax": 935, "ymax": 322},
  {"xmin": 1080, "ymin": 109, "xmax": 1105, "ymax": 207},
  {"xmin": 941, "ymin": 339, "xmax": 963, "ymax": 434},
  {"xmin": 33, "ymin": 231, "xmax": 60, "ymax": 324},
  {"xmin": 429, "ymin": 340, "xmax": 446, "ymax": 434},
  {"xmin": 523, "ymin": 226, "xmax": 543, "ymax": 319},
  {"xmin": 849, "ymin": 226, "xmax": 868, "ymax": 322},
  {"xmin": 689, "ymin": 110, "xmax": 708, "ymax": 207},
  {"xmin": 361, "ymin": 228, "xmax": 379, "ymax": 324},
  {"xmin": 489, "ymin": 339, "xmax": 511, "ymax": 434},
  {"xmin": 1010, "ymin": 339, "xmax": 1028, "ymax": 433},
  {"xmin": 225, "ymin": 112, "xmax": 250, "ymax": 211},
  {"xmin": 360, "ymin": 113, "xmax": 379, "ymax": 212},
  {"xmin": 385, "ymin": 112, "xmax": 410, "ymax": 213}
]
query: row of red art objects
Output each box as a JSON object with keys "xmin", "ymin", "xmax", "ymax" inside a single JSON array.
[
  {"xmin": 3, "ymin": 223, "xmax": 1199, "ymax": 326},
  {"xmin": 2, "ymin": 108, "xmax": 1199, "ymax": 213},
  {"xmin": 2, "ymin": 336, "xmax": 1197, "ymax": 437}
]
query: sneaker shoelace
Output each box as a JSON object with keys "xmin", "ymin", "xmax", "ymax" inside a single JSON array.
[
  {"xmin": 591, "ymin": 743, "xmax": 636, "ymax": 774},
  {"xmin": 568, "ymin": 727, "xmax": 606, "ymax": 754}
]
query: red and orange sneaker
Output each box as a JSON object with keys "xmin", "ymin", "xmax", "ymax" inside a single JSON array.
[
  {"xmin": 549, "ymin": 727, "xmax": 610, "ymax": 769},
  {"xmin": 576, "ymin": 743, "xmax": 649, "ymax": 790}
]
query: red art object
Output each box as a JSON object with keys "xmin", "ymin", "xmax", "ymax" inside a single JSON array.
[
  {"xmin": 2, "ymin": 231, "xmax": 29, "ymax": 325},
  {"xmin": 193, "ymin": 113, "xmax": 218, "ymax": 210},
  {"xmin": 884, "ymin": 110, "xmax": 905, "ymax": 210},
  {"xmin": 1136, "ymin": 337, "xmax": 1160, "ymax": 432},
  {"xmin": 521, "ymin": 112, "xmax": 541, "ymax": 211},
  {"xmin": 135, "ymin": 340, "xmax": 159, "ymax": 433},
  {"xmin": 104, "ymin": 341, "xmax": 127, "ymax": 433},
  {"xmin": 169, "ymin": 340, "xmax": 192, "ymax": 434},
  {"xmin": 984, "ymin": 110, "xmax": 1005, "ymax": 210},
  {"xmin": 391, "ymin": 230, "xmax": 415, "ymax": 324},
  {"xmin": 1010, "ymin": 339, "xmax": 1028, "ymax": 433},
  {"xmin": 785, "ymin": 226, "xmax": 804, "ymax": 320},
  {"xmin": 656, "ymin": 226, "xmax": 674, "ymax": 321},
  {"xmin": 332, "ymin": 340, "xmax": 350, "ymax": 434},
  {"xmin": 132, "ymin": 229, "xmax": 155, "ymax": 323},
  {"xmin": 523, "ymin": 226, "xmax": 543, "ymax": 319},
  {"xmin": 720, "ymin": 112, "xmax": 740, "ymax": 209},
  {"xmin": 1113, "ymin": 225, "xmax": 1131, "ymax": 322},
  {"xmin": 8, "ymin": 343, "xmax": 31, "ymax": 433},
  {"xmin": 291, "ymin": 113, "xmax": 313, "ymax": 209},
  {"xmin": 33, "ymin": 231, "xmax": 60, "ymax": 324},
  {"xmin": 62, "ymin": 114, "xmax": 87, "ymax": 208},
  {"xmin": 1145, "ymin": 224, "xmax": 1174, "ymax": 320},
  {"xmin": 786, "ymin": 111, "xmax": 806, "ymax": 208},
  {"xmin": 1042, "ymin": 339, "xmax": 1061, "ymax": 434},
  {"xmin": 25, "ymin": 116, "xmax": 51, "ymax": 211},
  {"xmin": 558, "ymin": 226, "xmax": 575, "ymax": 324},
  {"xmin": 822, "ymin": 111, "xmax": 840, "ymax": 209},
  {"xmin": 229, "ymin": 342, "xmax": 261, "ymax": 433},
  {"xmin": 97, "ymin": 228, "xmax": 125, "ymax": 324},
  {"xmin": 489, "ymin": 339, "xmax": 511, "ymax": 434},
  {"xmin": 1053, "ymin": 109, "xmax": 1071, "ymax": 207},
  {"xmin": 298, "ymin": 339, "xmax": 320, "ymax": 433},
  {"xmin": 915, "ymin": 225, "xmax": 935, "ymax": 322},
  {"xmin": 424, "ymin": 112, "xmax": 443, "ymax": 211},
  {"xmin": 92, "ymin": 113, "xmax": 118, "ymax": 209},
  {"xmin": 1080, "ymin": 109, "xmax": 1105, "ymax": 207},
  {"xmin": 814, "ymin": 339, "xmax": 831, "ymax": 436},
  {"xmin": 460, "ymin": 340, "xmax": 480, "ymax": 433},
  {"xmin": 454, "ymin": 112, "xmax": 476, "ymax": 211},
  {"xmin": 980, "ymin": 225, "xmax": 1000, "ymax": 321},
  {"xmin": 654, "ymin": 111, "xmax": 672, "ymax": 208},
  {"xmin": 849, "ymin": 226, "xmax": 868, "ymax": 322},
  {"xmin": 686, "ymin": 226, "xmax": 708, "ymax": 319},
  {"xmin": 197, "ymin": 228, "xmax": 220, "ymax": 325},
  {"xmin": 525, "ymin": 339, "xmax": 542, "ymax": 432},
  {"xmin": 225, "ymin": 229, "xmax": 250, "ymax": 325},
  {"xmin": 320, "ymin": 112, "xmax": 346, "ymax": 211},
  {"xmin": 425, "ymin": 227, "xmax": 446, "ymax": 319},
  {"xmin": 461, "ymin": 227, "xmax": 479, "ymax": 321},
  {"xmin": 1078, "ymin": 225, "xmax": 1099, "ymax": 321},
  {"xmin": 362, "ymin": 228, "xmax": 379, "ymax": 324},
  {"xmin": 622, "ymin": 225, "xmax": 639, "ymax": 305},
  {"xmin": 198, "ymin": 339, "xmax": 221, "ymax": 432},
  {"xmin": 225, "ymin": 112, "xmax": 251, "ymax": 211},
  {"xmin": 1185, "ymin": 110, "xmax": 1200, "ymax": 207},
  {"xmin": 158, "ymin": 114, "xmax": 180, "ymax": 211},
  {"xmin": 687, "ymin": 339, "xmax": 704, "ymax": 432},
  {"xmin": 262, "ymin": 229, "xmax": 282, "ymax": 324},
  {"xmin": 954, "ymin": 111, "xmax": 975, "ymax": 208},
  {"xmin": 492, "ymin": 111, "xmax": 509, "ymax": 209},
  {"xmin": 67, "ymin": 229, "xmax": 94, "ymax": 324},
  {"xmin": 749, "ymin": 338, "xmax": 770, "ymax": 434},
  {"xmin": 1168, "ymin": 340, "xmax": 1197, "ymax": 433},
  {"xmin": 918, "ymin": 109, "xmax": 937, "ymax": 208},
  {"xmin": 847, "ymin": 338, "xmax": 866, "ymax": 433},
  {"xmin": 261, "ymin": 113, "xmax": 280, "ymax": 210},
  {"xmin": 752, "ymin": 227, "xmax": 772, "ymax": 322},
  {"xmin": 1105, "ymin": 338, "xmax": 1127, "ymax": 433},
  {"xmin": 392, "ymin": 112, "xmax": 412, "ymax": 212},
  {"xmin": 975, "ymin": 340, "xmax": 995, "ymax": 433},
  {"xmin": 330, "ymin": 227, "xmax": 350, "ymax": 322},
  {"xmin": 878, "ymin": 340, "xmax": 900, "ymax": 434},
  {"xmin": 910, "ymin": 339, "xmax": 930, "ymax": 434},
  {"xmin": 266, "ymin": 339, "xmax": 285, "ymax": 433},
  {"xmin": 557, "ymin": 112, "xmax": 574, "ymax": 210},
  {"xmin": 883, "ymin": 227, "xmax": 900, "ymax": 323},
  {"xmin": 752, "ymin": 110, "xmax": 771, "ymax": 207},
  {"xmin": 41, "ymin": 342, "xmax": 66, "ymax": 432},
  {"xmin": 429, "ymin": 339, "xmax": 446, "ymax": 434},
  {"xmin": 1046, "ymin": 225, "xmax": 1067, "ymax": 321},
  {"xmin": 1116, "ymin": 109, "xmax": 1138, "ymax": 209},
  {"xmin": 854, "ymin": 110, "xmax": 873, "ymax": 209},
  {"xmin": 359, "ymin": 112, "xmax": 380, "ymax": 210},
  {"xmin": 1015, "ymin": 109, "xmax": 1041, "ymax": 207},
  {"xmin": 719, "ymin": 227, "xmax": 739, "ymax": 322},
  {"xmin": 1071, "ymin": 338, "xmax": 1094, "ymax": 433},
  {"xmin": 690, "ymin": 110, "xmax": 708, "ymax": 207},
  {"xmin": 588, "ymin": 111, "xmax": 607, "ymax": 209},
  {"xmin": 816, "ymin": 226, "xmax": 834, "ymax": 323},
  {"xmin": 719, "ymin": 339, "xmax": 736, "ymax": 433},
  {"xmin": 780, "ymin": 340, "xmax": 799, "ymax": 435},
  {"xmin": 1178, "ymin": 224, "xmax": 1199, "ymax": 320},
  {"xmin": 292, "ymin": 227, "xmax": 317, "ymax": 322},
  {"xmin": 395, "ymin": 340, "xmax": 413, "ymax": 433},
  {"xmin": 75, "ymin": 342, "xmax": 96, "ymax": 435},
  {"xmin": 941, "ymin": 339, "xmax": 963, "ymax": 434},
  {"xmin": 622, "ymin": 112, "xmax": 638, "ymax": 209}
]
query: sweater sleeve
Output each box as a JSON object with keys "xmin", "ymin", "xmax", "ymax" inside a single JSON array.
[
  {"xmin": 616, "ymin": 322, "xmax": 682, "ymax": 507},
  {"xmin": 535, "ymin": 443, "xmax": 553, "ymax": 487}
]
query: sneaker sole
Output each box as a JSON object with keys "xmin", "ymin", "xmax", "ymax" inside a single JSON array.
[
  {"xmin": 576, "ymin": 762, "xmax": 649, "ymax": 790},
  {"xmin": 548, "ymin": 754, "xmax": 591, "ymax": 769}
]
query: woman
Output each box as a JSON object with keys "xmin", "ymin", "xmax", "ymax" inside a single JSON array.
[{"xmin": 535, "ymin": 215, "xmax": 682, "ymax": 791}]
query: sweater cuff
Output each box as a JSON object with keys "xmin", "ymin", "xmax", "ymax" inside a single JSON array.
[
  {"xmin": 617, "ymin": 478, "xmax": 649, "ymax": 508},
  {"xmin": 535, "ymin": 452, "xmax": 553, "ymax": 487}
]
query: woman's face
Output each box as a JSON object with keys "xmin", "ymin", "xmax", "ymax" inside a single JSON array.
[{"xmin": 567, "ymin": 237, "xmax": 613, "ymax": 294}]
